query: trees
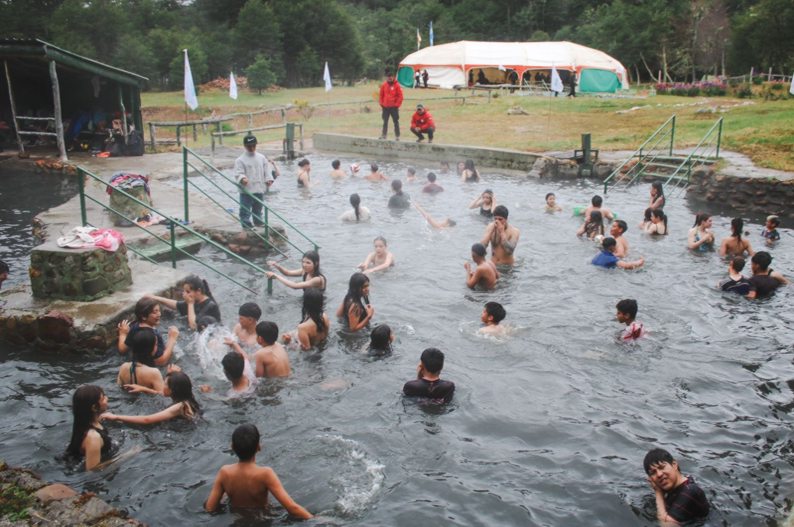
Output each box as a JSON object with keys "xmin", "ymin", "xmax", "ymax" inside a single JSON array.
[{"xmin": 247, "ymin": 54, "xmax": 277, "ymax": 94}]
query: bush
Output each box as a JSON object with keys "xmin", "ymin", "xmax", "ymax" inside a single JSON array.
[
  {"xmin": 735, "ymin": 84, "xmax": 753, "ymax": 98},
  {"xmin": 752, "ymin": 76, "xmax": 764, "ymax": 85},
  {"xmin": 655, "ymin": 81, "xmax": 726, "ymax": 97}
]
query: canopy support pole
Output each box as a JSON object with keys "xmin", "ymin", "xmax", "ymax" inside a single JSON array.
[
  {"xmin": 49, "ymin": 60, "xmax": 67, "ymax": 161},
  {"xmin": 3, "ymin": 60, "xmax": 25, "ymax": 155}
]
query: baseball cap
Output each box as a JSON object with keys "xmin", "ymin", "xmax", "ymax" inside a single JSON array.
[{"xmin": 244, "ymin": 135, "xmax": 257, "ymax": 146}]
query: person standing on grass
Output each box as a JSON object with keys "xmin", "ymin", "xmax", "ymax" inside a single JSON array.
[{"xmin": 379, "ymin": 69, "xmax": 403, "ymax": 141}]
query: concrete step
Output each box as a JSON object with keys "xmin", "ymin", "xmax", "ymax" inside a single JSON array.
[{"xmin": 128, "ymin": 234, "xmax": 204, "ymax": 262}]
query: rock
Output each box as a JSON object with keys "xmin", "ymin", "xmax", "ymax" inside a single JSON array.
[
  {"xmin": 35, "ymin": 483, "xmax": 78, "ymax": 504},
  {"xmin": 36, "ymin": 311, "xmax": 74, "ymax": 344},
  {"xmin": 506, "ymin": 106, "xmax": 529, "ymax": 115}
]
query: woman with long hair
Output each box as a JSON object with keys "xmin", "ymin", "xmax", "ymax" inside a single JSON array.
[
  {"xmin": 145, "ymin": 275, "xmax": 220, "ymax": 330},
  {"xmin": 340, "ymin": 193, "xmax": 371, "ymax": 222},
  {"xmin": 577, "ymin": 210, "xmax": 605, "ymax": 239},
  {"xmin": 646, "ymin": 209, "xmax": 669, "ymax": 236},
  {"xmin": 117, "ymin": 328, "xmax": 165, "ymax": 394},
  {"xmin": 687, "ymin": 213, "xmax": 713, "ymax": 250},
  {"xmin": 67, "ymin": 385, "xmax": 111, "ymax": 470},
  {"xmin": 117, "ymin": 296, "xmax": 179, "ymax": 366},
  {"xmin": 367, "ymin": 324, "xmax": 393, "ymax": 356},
  {"xmin": 266, "ymin": 250, "xmax": 326, "ymax": 291},
  {"xmin": 719, "ymin": 217, "xmax": 754, "ymax": 257},
  {"xmin": 294, "ymin": 288, "xmax": 330, "ymax": 350},
  {"xmin": 460, "ymin": 159, "xmax": 480, "ymax": 182},
  {"xmin": 336, "ymin": 272, "xmax": 374, "ymax": 332},
  {"xmin": 469, "ymin": 189, "xmax": 496, "ymax": 217},
  {"xmin": 103, "ymin": 371, "xmax": 200, "ymax": 425}
]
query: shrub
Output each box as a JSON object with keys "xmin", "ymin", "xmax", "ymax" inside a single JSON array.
[
  {"xmin": 752, "ymin": 76, "xmax": 764, "ymax": 85},
  {"xmin": 735, "ymin": 84, "xmax": 753, "ymax": 98}
]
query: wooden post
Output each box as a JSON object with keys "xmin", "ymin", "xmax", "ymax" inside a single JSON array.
[
  {"xmin": 149, "ymin": 122, "xmax": 156, "ymax": 150},
  {"xmin": 192, "ymin": 124, "xmax": 197, "ymax": 142},
  {"xmin": 768, "ymin": 67, "xmax": 772, "ymax": 81},
  {"xmin": 216, "ymin": 121, "xmax": 223, "ymax": 145},
  {"xmin": 247, "ymin": 113, "xmax": 253, "ymax": 127},
  {"xmin": 48, "ymin": 60, "xmax": 67, "ymax": 161},
  {"xmin": 3, "ymin": 60, "xmax": 25, "ymax": 155},
  {"xmin": 176, "ymin": 125, "xmax": 181, "ymax": 146}
]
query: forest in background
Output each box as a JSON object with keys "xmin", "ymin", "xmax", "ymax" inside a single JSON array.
[{"xmin": 0, "ymin": 0, "xmax": 792, "ymax": 91}]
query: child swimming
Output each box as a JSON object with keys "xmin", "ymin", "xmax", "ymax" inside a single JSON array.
[
  {"xmin": 358, "ymin": 236, "xmax": 395, "ymax": 274},
  {"xmin": 479, "ymin": 302, "xmax": 507, "ymax": 336},
  {"xmin": 367, "ymin": 324, "xmax": 394, "ymax": 357},
  {"xmin": 615, "ymin": 299, "xmax": 646, "ymax": 341},
  {"xmin": 231, "ymin": 302, "xmax": 261, "ymax": 350},
  {"xmin": 544, "ymin": 192, "xmax": 562, "ymax": 212},
  {"xmin": 103, "ymin": 371, "xmax": 200, "ymax": 425},
  {"xmin": 252, "ymin": 321, "xmax": 291, "ymax": 377}
]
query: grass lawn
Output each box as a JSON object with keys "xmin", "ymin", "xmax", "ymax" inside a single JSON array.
[{"xmin": 142, "ymin": 83, "xmax": 794, "ymax": 171}]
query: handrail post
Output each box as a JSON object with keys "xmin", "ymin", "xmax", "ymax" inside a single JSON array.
[
  {"xmin": 267, "ymin": 277, "xmax": 273, "ymax": 294},
  {"xmin": 263, "ymin": 206, "xmax": 269, "ymax": 243},
  {"xmin": 182, "ymin": 147, "xmax": 190, "ymax": 223},
  {"xmin": 78, "ymin": 168, "xmax": 87, "ymax": 226},
  {"xmin": 669, "ymin": 115, "xmax": 676, "ymax": 156},
  {"xmin": 715, "ymin": 118, "xmax": 723, "ymax": 159},
  {"xmin": 169, "ymin": 221, "xmax": 177, "ymax": 269}
]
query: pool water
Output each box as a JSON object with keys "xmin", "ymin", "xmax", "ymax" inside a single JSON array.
[{"xmin": 1, "ymin": 156, "xmax": 793, "ymax": 526}]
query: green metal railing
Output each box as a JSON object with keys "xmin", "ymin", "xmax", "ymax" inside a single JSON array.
[
  {"xmin": 77, "ymin": 166, "xmax": 269, "ymax": 294},
  {"xmin": 663, "ymin": 117, "xmax": 723, "ymax": 197},
  {"xmin": 181, "ymin": 147, "xmax": 318, "ymax": 259},
  {"xmin": 603, "ymin": 115, "xmax": 676, "ymax": 194}
]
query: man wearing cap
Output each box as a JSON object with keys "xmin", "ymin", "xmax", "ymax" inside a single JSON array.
[
  {"xmin": 410, "ymin": 104, "xmax": 435, "ymax": 143},
  {"xmin": 379, "ymin": 69, "xmax": 403, "ymax": 141},
  {"xmin": 234, "ymin": 135, "xmax": 280, "ymax": 229}
]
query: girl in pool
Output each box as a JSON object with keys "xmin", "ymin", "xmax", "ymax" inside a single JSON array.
[
  {"xmin": 336, "ymin": 272, "xmax": 374, "ymax": 332},
  {"xmin": 719, "ymin": 217, "xmax": 754, "ymax": 257},
  {"xmin": 358, "ymin": 236, "xmax": 395, "ymax": 275},
  {"xmin": 460, "ymin": 159, "xmax": 480, "ymax": 182},
  {"xmin": 267, "ymin": 250, "xmax": 326, "ymax": 290},
  {"xmin": 646, "ymin": 209, "xmax": 669, "ymax": 236},
  {"xmin": 117, "ymin": 329, "xmax": 165, "ymax": 394},
  {"xmin": 648, "ymin": 182, "xmax": 665, "ymax": 211},
  {"xmin": 367, "ymin": 324, "xmax": 394, "ymax": 356},
  {"xmin": 103, "ymin": 371, "xmax": 200, "ymax": 425},
  {"xmin": 146, "ymin": 275, "xmax": 220, "ymax": 330},
  {"xmin": 284, "ymin": 288, "xmax": 329, "ymax": 350},
  {"xmin": 687, "ymin": 213, "xmax": 714, "ymax": 250},
  {"xmin": 415, "ymin": 203, "xmax": 456, "ymax": 229},
  {"xmin": 577, "ymin": 210, "xmax": 605, "ymax": 239},
  {"xmin": 469, "ymin": 189, "xmax": 496, "ymax": 217},
  {"xmin": 117, "ymin": 297, "xmax": 179, "ymax": 366},
  {"xmin": 545, "ymin": 192, "xmax": 562, "ymax": 212},
  {"xmin": 67, "ymin": 385, "xmax": 111, "ymax": 470},
  {"xmin": 340, "ymin": 193, "xmax": 371, "ymax": 222},
  {"xmin": 296, "ymin": 159, "xmax": 311, "ymax": 187}
]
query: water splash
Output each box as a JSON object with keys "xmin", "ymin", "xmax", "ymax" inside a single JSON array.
[
  {"xmin": 319, "ymin": 434, "xmax": 385, "ymax": 517},
  {"xmin": 193, "ymin": 325, "xmax": 235, "ymax": 380}
]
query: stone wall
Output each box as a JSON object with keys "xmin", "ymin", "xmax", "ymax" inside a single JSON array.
[
  {"xmin": 29, "ymin": 242, "xmax": 132, "ymax": 301},
  {"xmin": 687, "ymin": 168, "xmax": 794, "ymax": 219}
]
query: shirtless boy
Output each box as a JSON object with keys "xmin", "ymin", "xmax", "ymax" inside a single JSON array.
[
  {"xmin": 481, "ymin": 205, "xmax": 520, "ymax": 265},
  {"xmin": 584, "ymin": 195, "xmax": 614, "ymax": 222},
  {"xmin": 232, "ymin": 302, "xmax": 261, "ymax": 350},
  {"xmin": 221, "ymin": 350, "xmax": 255, "ymax": 395},
  {"xmin": 365, "ymin": 163, "xmax": 388, "ymax": 182},
  {"xmin": 205, "ymin": 423, "xmax": 312, "ymax": 518},
  {"xmin": 330, "ymin": 159, "xmax": 346, "ymax": 179},
  {"xmin": 465, "ymin": 243, "xmax": 498, "ymax": 290},
  {"xmin": 479, "ymin": 302, "xmax": 507, "ymax": 336},
  {"xmin": 610, "ymin": 220, "xmax": 629, "ymax": 258},
  {"xmin": 251, "ymin": 321, "xmax": 291, "ymax": 377}
]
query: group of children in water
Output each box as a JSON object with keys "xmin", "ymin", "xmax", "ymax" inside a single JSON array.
[{"xmin": 66, "ymin": 157, "xmax": 788, "ymax": 523}]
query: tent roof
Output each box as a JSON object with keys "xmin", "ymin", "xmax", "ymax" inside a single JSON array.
[{"xmin": 400, "ymin": 40, "xmax": 627, "ymax": 75}]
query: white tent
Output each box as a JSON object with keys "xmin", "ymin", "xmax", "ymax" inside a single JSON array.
[{"xmin": 398, "ymin": 41, "xmax": 629, "ymax": 93}]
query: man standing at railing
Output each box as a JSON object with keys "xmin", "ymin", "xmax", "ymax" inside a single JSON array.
[{"xmin": 235, "ymin": 134, "xmax": 280, "ymax": 229}]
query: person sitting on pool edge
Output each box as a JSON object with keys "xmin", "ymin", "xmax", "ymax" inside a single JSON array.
[
  {"xmin": 481, "ymin": 205, "xmax": 520, "ymax": 266},
  {"xmin": 592, "ymin": 237, "xmax": 644, "ymax": 270},
  {"xmin": 747, "ymin": 251, "xmax": 789, "ymax": 299},
  {"xmin": 205, "ymin": 423, "xmax": 313, "ymax": 518},
  {"xmin": 479, "ymin": 302, "xmax": 507, "ymax": 336},
  {"xmin": 643, "ymin": 447, "xmax": 710, "ymax": 524},
  {"xmin": 615, "ymin": 299, "xmax": 646, "ymax": 341},
  {"xmin": 465, "ymin": 243, "xmax": 498, "ymax": 290},
  {"xmin": 403, "ymin": 348, "xmax": 455, "ymax": 403}
]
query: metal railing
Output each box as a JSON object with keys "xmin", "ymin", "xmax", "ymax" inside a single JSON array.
[
  {"xmin": 77, "ymin": 166, "xmax": 269, "ymax": 294},
  {"xmin": 603, "ymin": 115, "xmax": 677, "ymax": 193},
  {"xmin": 663, "ymin": 117, "xmax": 723, "ymax": 197}
]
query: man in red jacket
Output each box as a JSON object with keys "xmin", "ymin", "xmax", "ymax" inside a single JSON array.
[
  {"xmin": 379, "ymin": 69, "xmax": 403, "ymax": 141},
  {"xmin": 410, "ymin": 104, "xmax": 435, "ymax": 143}
]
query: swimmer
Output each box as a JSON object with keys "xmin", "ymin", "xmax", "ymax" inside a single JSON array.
[
  {"xmin": 460, "ymin": 159, "xmax": 480, "ymax": 182},
  {"xmin": 610, "ymin": 220, "xmax": 630, "ymax": 258},
  {"xmin": 422, "ymin": 172, "xmax": 444, "ymax": 194},
  {"xmin": 456, "ymin": 161, "xmax": 466, "ymax": 177},
  {"xmin": 296, "ymin": 158, "xmax": 311, "ymax": 187},
  {"xmin": 645, "ymin": 182, "xmax": 665, "ymax": 222},
  {"xmin": 479, "ymin": 302, "xmax": 507, "ymax": 336},
  {"xmin": 67, "ymin": 385, "xmax": 111, "ymax": 470},
  {"xmin": 481, "ymin": 205, "xmax": 520, "ymax": 265},
  {"xmin": 718, "ymin": 256, "xmax": 752, "ymax": 295},
  {"xmin": 577, "ymin": 210, "xmax": 605, "ymax": 239},
  {"xmin": 643, "ymin": 448, "xmax": 710, "ymax": 524},
  {"xmin": 204, "ymin": 423, "xmax": 313, "ymax": 518},
  {"xmin": 103, "ymin": 371, "xmax": 200, "ymax": 424},
  {"xmin": 645, "ymin": 209, "xmax": 668, "ymax": 236},
  {"xmin": 339, "ymin": 193, "xmax": 371, "ymax": 222},
  {"xmin": 231, "ymin": 302, "xmax": 261, "ymax": 349},
  {"xmin": 544, "ymin": 192, "xmax": 562, "ymax": 213},
  {"xmin": 252, "ymin": 321, "xmax": 291, "ymax": 377},
  {"xmin": 719, "ymin": 217, "xmax": 754, "ymax": 257},
  {"xmin": 388, "ymin": 179, "xmax": 411, "ymax": 209},
  {"xmin": 358, "ymin": 236, "xmax": 395, "ymax": 275},
  {"xmin": 583, "ymin": 195, "xmax": 614, "ymax": 222},
  {"xmin": 283, "ymin": 288, "xmax": 329, "ymax": 350},
  {"xmin": 367, "ymin": 324, "xmax": 394, "ymax": 356},
  {"xmin": 266, "ymin": 250, "xmax": 326, "ymax": 291},
  {"xmin": 470, "ymin": 189, "xmax": 496, "ymax": 217},
  {"xmin": 615, "ymin": 299, "xmax": 646, "ymax": 341},
  {"xmin": 221, "ymin": 348, "xmax": 256, "ymax": 395},
  {"xmin": 761, "ymin": 215, "xmax": 781, "ymax": 244},
  {"xmin": 145, "ymin": 275, "xmax": 220, "ymax": 330},
  {"xmin": 464, "ymin": 242, "xmax": 499, "ymax": 290},
  {"xmin": 117, "ymin": 296, "xmax": 179, "ymax": 366},
  {"xmin": 330, "ymin": 159, "xmax": 346, "ymax": 179},
  {"xmin": 592, "ymin": 237, "xmax": 644, "ymax": 269},
  {"xmin": 439, "ymin": 161, "xmax": 450, "ymax": 175},
  {"xmin": 365, "ymin": 163, "xmax": 388, "ymax": 182},
  {"xmin": 336, "ymin": 273, "xmax": 374, "ymax": 332},
  {"xmin": 117, "ymin": 329, "xmax": 165, "ymax": 394},
  {"xmin": 415, "ymin": 202, "xmax": 456, "ymax": 229},
  {"xmin": 687, "ymin": 213, "xmax": 713, "ymax": 250},
  {"xmin": 747, "ymin": 251, "xmax": 789, "ymax": 299},
  {"xmin": 402, "ymin": 348, "xmax": 455, "ymax": 403},
  {"xmin": 406, "ymin": 167, "xmax": 417, "ymax": 183}
]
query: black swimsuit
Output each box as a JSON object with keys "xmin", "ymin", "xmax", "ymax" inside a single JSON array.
[{"xmin": 91, "ymin": 425, "xmax": 113, "ymax": 458}]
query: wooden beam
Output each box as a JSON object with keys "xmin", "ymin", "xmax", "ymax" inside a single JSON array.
[
  {"xmin": 48, "ymin": 60, "xmax": 67, "ymax": 161},
  {"xmin": 3, "ymin": 60, "xmax": 25, "ymax": 155}
]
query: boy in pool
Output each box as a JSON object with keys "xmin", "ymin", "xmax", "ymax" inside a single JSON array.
[
  {"xmin": 643, "ymin": 448, "xmax": 710, "ymax": 524},
  {"xmin": 422, "ymin": 172, "xmax": 444, "ymax": 194},
  {"xmin": 221, "ymin": 349, "xmax": 256, "ymax": 396},
  {"xmin": 544, "ymin": 193, "xmax": 562, "ymax": 212},
  {"xmin": 615, "ymin": 299, "xmax": 646, "ymax": 341},
  {"xmin": 610, "ymin": 220, "xmax": 630, "ymax": 258},
  {"xmin": 205, "ymin": 423, "xmax": 313, "ymax": 518},
  {"xmin": 403, "ymin": 348, "xmax": 455, "ymax": 403},
  {"xmin": 231, "ymin": 302, "xmax": 261, "ymax": 349},
  {"xmin": 481, "ymin": 205, "xmax": 520, "ymax": 265},
  {"xmin": 762, "ymin": 215, "xmax": 781, "ymax": 243},
  {"xmin": 592, "ymin": 238, "xmax": 644, "ymax": 270},
  {"xmin": 464, "ymin": 243, "xmax": 498, "ymax": 290},
  {"xmin": 252, "ymin": 321, "xmax": 291, "ymax": 378},
  {"xmin": 406, "ymin": 167, "xmax": 417, "ymax": 183},
  {"xmin": 330, "ymin": 159, "xmax": 346, "ymax": 179},
  {"xmin": 718, "ymin": 256, "xmax": 752, "ymax": 295},
  {"xmin": 583, "ymin": 195, "xmax": 614, "ymax": 222},
  {"xmin": 365, "ymin": 163, "xmax": 388, "ymax": 182},
  {"xmin": 479, "ymin": 302, "xmax": 507, "ymax": 336}
]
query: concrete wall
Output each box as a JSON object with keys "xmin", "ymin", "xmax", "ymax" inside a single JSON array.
[{"xmin": 687, "ymin": 168, "xmax": 794, "ymax": 220}]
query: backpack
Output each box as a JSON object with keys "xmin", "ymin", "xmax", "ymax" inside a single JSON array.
[{"xmin": 124, "ymin": 130, "xmax": 144, "ymax": 156}]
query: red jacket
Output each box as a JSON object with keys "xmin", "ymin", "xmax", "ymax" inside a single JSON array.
[
  {"xmin": 379, "ymin": 80, "xmax": 404, "ymax": 108},
  {"xmin": 411, "ymin": 109, "xmax": 435, "ymax": 131}
]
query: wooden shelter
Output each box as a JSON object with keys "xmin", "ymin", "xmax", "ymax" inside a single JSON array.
[{"xmin": 0, "ymin": 38, "xmax": 147, "ymax": 161}]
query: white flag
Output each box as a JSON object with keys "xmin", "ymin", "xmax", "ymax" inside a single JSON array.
[
  {"xmin": 790, "ymin": 72, "xmax": 794, "ymax": 95},
  {"xmin": 323, "ymin": 62, "xmax": 332, "ymax": 92},
  {"xmin": 498, "ymin": 64, "xmax": 506, "ymax": 72},
  {"xmin": 551, "ymin": 66, "xmax": 563, "ymax": 93},
  {"xmin": 229, "ymin": 72, "xmax": 238, "ymax": 100},
  {"xmin": 183, "ymin": 49, "xmax": 198, "ymax": 110}
]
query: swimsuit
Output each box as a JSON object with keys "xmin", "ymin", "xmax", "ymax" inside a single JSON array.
[
  {"xmin": 91, "ymin": 425, "xmax": 114, "ymax": 458},
  {"xmin": 693, "ymin": 230, "xmax": 711, "ymax": 251},
  {"xmin": 480, "ymin": 205, "xmax": 493, "ymax": 218},
  {"xmin": 720, "ymin": 277, "xmax": 752, "ymax": 295},
  {"xmin": 761, "ymin": 228, "xmax": 780, "ymax": 241},
  {"xmin": 124, "ymin": 323, "xmax": 166, "ymax": 359},
  {"xmin": 591, "ymin": 250, "xmax": 618, "ymax": 268},
  {"xmin": 129, "ymin": 361, "xmax": 138, "ymax": 384}
]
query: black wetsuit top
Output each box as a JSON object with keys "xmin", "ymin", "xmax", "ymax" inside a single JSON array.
[
  {"xmin": 403, "ymin": 378, "xmax": 455, "ymax": 403},
  {"xmin": 480, "ymin": 206, "xmax": 493, "ymax": 218},
  {"xmin": 664, "ymin": 476, "xmax": 710, "ymax": 523},
  {"xmin": 750, "ymin": 271, "xmax": 781, "ymax": 298},
  {"xmin": 177, "ymin": 297, "xmax": 221, "ymax": 322}
]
